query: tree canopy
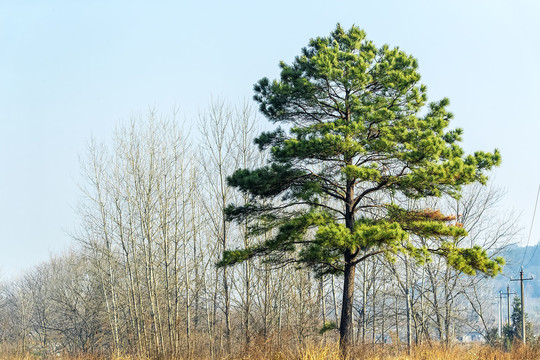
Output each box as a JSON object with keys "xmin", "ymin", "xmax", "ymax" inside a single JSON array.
[{"xmin": 219, "ymin": 24, "xmax": 504, "ymax": 347}]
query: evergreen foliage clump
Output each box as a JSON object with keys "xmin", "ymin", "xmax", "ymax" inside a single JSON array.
[{"xmin": 502, "ymin": 297, "xmax": 534, "ymax": 349}]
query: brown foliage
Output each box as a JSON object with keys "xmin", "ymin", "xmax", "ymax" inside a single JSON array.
[{"xmin": 407, "ymin": 209, "xmax": 457, "ymax": 223}]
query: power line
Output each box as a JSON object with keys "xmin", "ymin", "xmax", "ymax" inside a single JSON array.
[
  {"xmin": 521, "ymin": 184, "xmax": 540, "ymax": 267},
  {"xmin": 524, "ymin": 239, "xmax": 540, "ymax": 268}
]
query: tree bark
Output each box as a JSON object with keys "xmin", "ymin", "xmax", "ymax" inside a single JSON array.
[{"xmin": 339, "ymin": 251, "xmax": 356, "ymax": 350}]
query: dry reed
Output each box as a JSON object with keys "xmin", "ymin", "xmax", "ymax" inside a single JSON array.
[{"xmin": 2, "ymin": 340, "xmax": 540, "ymax": 360}]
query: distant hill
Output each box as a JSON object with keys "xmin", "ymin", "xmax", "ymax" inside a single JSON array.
[{"xmin": 493, "ymin": 244, "xmax": 540, "ymax": 298}]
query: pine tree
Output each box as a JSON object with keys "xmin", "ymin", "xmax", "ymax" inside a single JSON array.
[
  {"xmin": 219, "ymin": 24, "xmax": 504, "ymax": 349},
  {"xmin": 504, "ymin": 296, "xmax": 534, "ymax": 345}
]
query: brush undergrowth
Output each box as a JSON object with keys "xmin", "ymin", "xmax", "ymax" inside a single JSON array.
[{"xmin": 2, "ymin": 340, "xmax": 540, "ymax": 360}]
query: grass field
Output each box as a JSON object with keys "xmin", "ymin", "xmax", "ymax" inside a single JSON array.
[
  {"xmin": 3, "ymin": 341, "xmax": 540, "ymax": 360},
  {"xmin": 237, "ymin": 341, "xmax": 540, "ymax": 360}
]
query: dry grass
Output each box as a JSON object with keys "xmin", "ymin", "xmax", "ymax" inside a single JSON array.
[
  {"xmin": 196, "ymin": 341, "xmax": 539, "ymax": 360},
  {"xmin": 218, "ymin": 342, "xmax": 539, "ymax": 360},
  {"xmin": 2, "ymin": 341, "xmax": 540, "ymax": 360}
]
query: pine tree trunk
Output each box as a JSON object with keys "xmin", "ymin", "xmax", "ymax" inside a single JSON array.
[
  {"xmin": 339, "ymin": 252, "xmax": 356, "ymax": 350},
  {"xmin": 340, "ymin": 173, "xmax": 356, "ymax": 351}
]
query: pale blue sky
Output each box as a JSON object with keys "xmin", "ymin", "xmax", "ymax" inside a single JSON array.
[{"xmin": 1, "ymin": 1, "xmax": 539, "ymax": 277}]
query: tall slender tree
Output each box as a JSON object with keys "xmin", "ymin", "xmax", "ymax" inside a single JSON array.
[{"xmin": 219, "ymin": 24, "xmax": 504, "ymax": 350}]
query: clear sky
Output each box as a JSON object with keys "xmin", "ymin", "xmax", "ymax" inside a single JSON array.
[{"xmin": 1, "ymin": 0, "xmax": 539, "ymax": 278}]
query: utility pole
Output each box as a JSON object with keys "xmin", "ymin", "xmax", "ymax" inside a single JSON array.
[
  {"xmin": 498, "ymin": 291, "xmax": 503, "ymax": 337},
  {"xmin": 511, "ymin": 267, "xmax": 534, "ymax": 344},
  {"xmin": 501, "ymin": 286, "xmax": 515, "ymax": 329}
]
